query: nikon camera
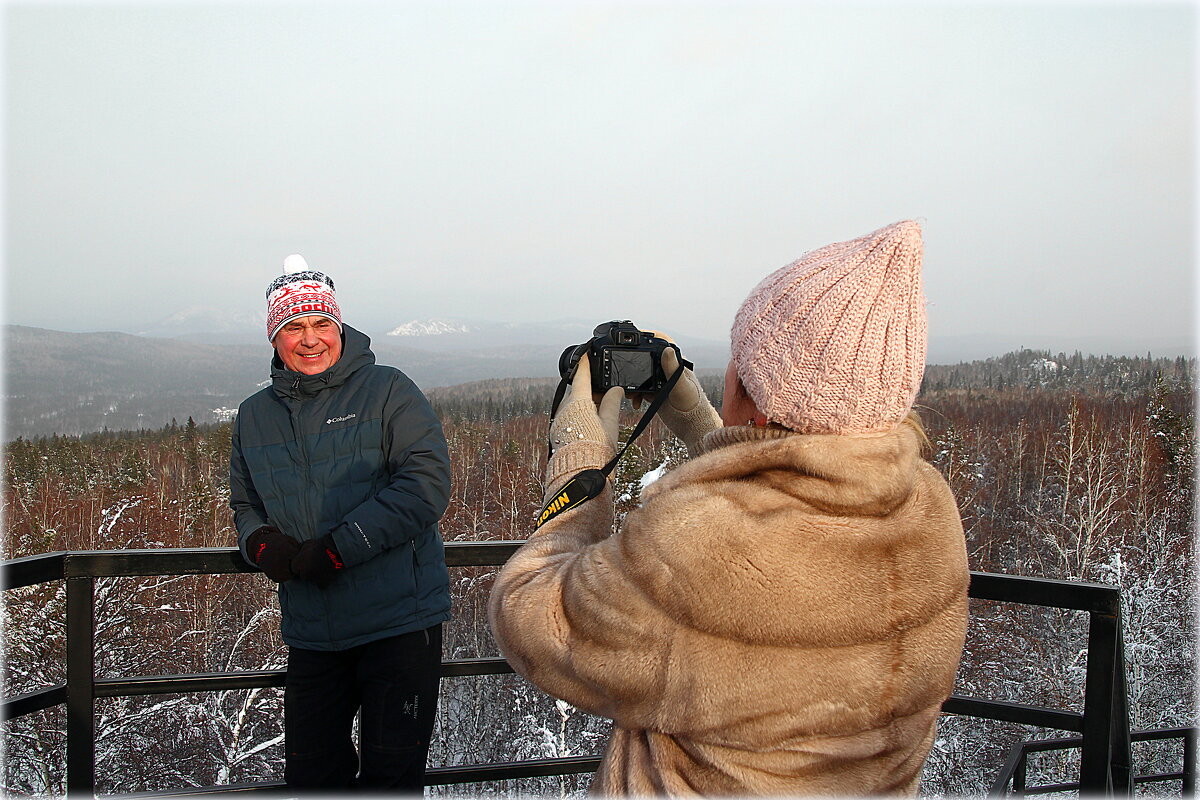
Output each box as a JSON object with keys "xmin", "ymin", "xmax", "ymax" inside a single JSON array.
[{"xmin": 558, "ymin": 321, "xmax": 677, "ymax": 394}]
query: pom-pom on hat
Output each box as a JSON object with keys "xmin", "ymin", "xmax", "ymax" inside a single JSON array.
[
  {"xmin": 730, "ymin": 220, "xmax": 927, "ymax": 435},
  {"xmin": 265, "ymin": 254, "xmax": 343, "ymax": 341}
]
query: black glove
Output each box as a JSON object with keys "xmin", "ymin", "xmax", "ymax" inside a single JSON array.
[
  {"xmin": 246, "ymin": 525, "xmax": 301, "ymax": 583},
  {"xmin": 291, "ymin": 534, "xmax": 345, "ymax": 588}
]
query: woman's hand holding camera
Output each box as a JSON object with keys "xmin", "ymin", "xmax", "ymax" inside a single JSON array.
[
  {"xmin": 550, "ymin": 355, "xmax": 624, "ymax": 453},
  {"xmin": 650, "ymin": 332, "xmax": 722, "ymax": 456},
  {"xmin": 544, "ymin": 355, "xmax": 624, "ymax": 497}
]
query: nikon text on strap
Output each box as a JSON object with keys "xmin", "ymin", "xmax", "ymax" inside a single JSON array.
[{"xmin": 536, "ymin": 351, "xmax": 693, "ymax": 529}]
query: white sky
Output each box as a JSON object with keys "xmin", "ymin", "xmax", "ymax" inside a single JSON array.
[{"xmin": 3, "ymin": 1, "xmax": 1195, "ymax": 353}]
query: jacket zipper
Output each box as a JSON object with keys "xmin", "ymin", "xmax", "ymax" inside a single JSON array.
[
  {"xmin": 288, "ymin": 386, "xmax": 336, "ymax": 643},
  {"xmin": 412, "ymin": 540, "xmax": 420, "ymax": 592},
  {"xmin": 287, "ymin": 396, "xmax": 313, "ymax": 537}
]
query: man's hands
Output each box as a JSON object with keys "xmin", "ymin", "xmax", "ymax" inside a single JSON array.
[
  {"xmin": 247, "ymin": 526, "xmax": 344, "ymax": 588},
  {"xmin": 550, "ymin": 355, "xmax": 624, "ymax": 455},
  {"xmin": 246, "ymin": 526, "xmax": 301, "ymax": 583},
  {"xmin": 291, "ymin": 534, "xmax": 345, "ymax": 588}
]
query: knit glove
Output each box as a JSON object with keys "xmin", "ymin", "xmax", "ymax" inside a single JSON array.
[
  {"xmin": 246, "ymin": 526, "xmax": 301, "ymax": 583},
  {"xmin": 290, "ymin": 534, "xmax": 345, "ymax": 589},
  {"xmin": 546, "ymin": 355, "xmax": 624, "ymax": 495},
  {"xmin": 654, "ymin": 340, "xmax": 722, "ymax": 457}
]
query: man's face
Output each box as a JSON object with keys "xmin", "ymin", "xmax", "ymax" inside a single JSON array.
[{"xmin": 273, "ymin": 315, "xmax": 343, "ymax": 375}]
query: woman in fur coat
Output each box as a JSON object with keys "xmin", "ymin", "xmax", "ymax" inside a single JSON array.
[{"xmin": 488, "ymin": 220, "xmax": 969, "ymax": 796}]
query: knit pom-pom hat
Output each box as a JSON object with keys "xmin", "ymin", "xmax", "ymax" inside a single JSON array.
[
  {"xmin": 730, "ymin": 220, "xmax": 927, "ymax": 435},
  {"xmin": 265, "ymin": 254, "xmax": 342, "ymax": 341}
]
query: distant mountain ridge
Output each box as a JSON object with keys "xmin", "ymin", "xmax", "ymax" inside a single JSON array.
[
  {"xmin": 129, "ymin": 310, "xmax": 720, "ymax": 352},
  {"xmin": 4, "ymin": 324, "xmax": 720, "ymax": 438},
  {"xmin": 3, "ymin": 323, "xmax": 1193, "ymax": 440},
  {"xmin": 136, "ymin": 307, "xmax": 266, "ymax": 339},
  {"xmin": 117, "ymin": 307, "xmax": 1194, "ymax": 363},
  {"xmin": 3, "ymin": 325, "xmax": 267, "ymax": 439}
]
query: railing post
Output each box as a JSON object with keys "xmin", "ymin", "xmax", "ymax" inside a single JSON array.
[
  {"xmin": 65, "ymin": 572, "xmax": 95, "ymax": 797},
  {"xmin": 1107, "ymin": 621, "xmax": 1132, "ymax": 793},
  {"xmin": 1184, "ymin": 728, "xmax": 1196, "ymax": 795},
  {"xmin": 1013, "ymin": 750, "xmax": 1027, "ymax": 795},
  {"xmin": 1079, "ymin": 606, "xmax": 1130, "ymax": 795}
]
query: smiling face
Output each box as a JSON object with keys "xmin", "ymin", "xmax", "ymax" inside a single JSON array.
[{"xmin": 273, "ymin": 315, "xmax": 343, "ymax": 375}]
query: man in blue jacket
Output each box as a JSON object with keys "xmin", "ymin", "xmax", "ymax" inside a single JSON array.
[{"xmin": 230, "ymin": 254, "xmax": 452, "ymax": 791}]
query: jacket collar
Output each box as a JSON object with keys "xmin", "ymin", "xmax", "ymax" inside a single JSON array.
[{"xmin": 270, "ymin": 324, "xmax": 376, "ymax": 399}]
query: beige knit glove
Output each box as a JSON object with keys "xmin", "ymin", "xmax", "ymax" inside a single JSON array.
[
  {"xmin": 545, "ymin": 355, "xmax": 624, "ymax": 496},
  {"xmin": 656, "ymin": 345, "xmax": 722, "ymax": 457}
]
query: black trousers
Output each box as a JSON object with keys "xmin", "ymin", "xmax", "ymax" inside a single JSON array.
[{"xmin": 284, "ymin": 624, "xmax": 442, "ymax": 793}]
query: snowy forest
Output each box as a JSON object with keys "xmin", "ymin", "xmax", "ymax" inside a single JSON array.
[{"xmin": 2, "ymin": 349, "xmax": 1196, "ymax": 796}]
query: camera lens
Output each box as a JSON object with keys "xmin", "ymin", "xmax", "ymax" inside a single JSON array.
[{"xmin": 558, "ymin": 344, "xmax": 583, "ymax": 379}]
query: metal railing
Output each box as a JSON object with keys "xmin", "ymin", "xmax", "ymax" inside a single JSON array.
[
  {"xmin": 990, "ymin": 727, "xmax": 1196, "ymax": 796},
  {"xmin": 0, "ymin": 544, "xmax": 1151, "ymax": 796}
]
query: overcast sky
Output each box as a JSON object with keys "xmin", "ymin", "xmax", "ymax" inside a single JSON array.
[{"xmin": 3, "ymin": 1, "xmax": 1195, "ymax": 358}]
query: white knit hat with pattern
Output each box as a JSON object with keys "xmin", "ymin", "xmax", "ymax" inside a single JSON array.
[{"xmin": 265, "ymin": 254, "xmax": 342, "ymax": 341}]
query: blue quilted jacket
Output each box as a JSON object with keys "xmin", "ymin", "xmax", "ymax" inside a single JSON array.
[{"xmin": 230, "ymin": 325, "xmax": 452, "ymax": 650}]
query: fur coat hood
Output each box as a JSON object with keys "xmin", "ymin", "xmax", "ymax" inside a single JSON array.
[{"xmin": 488, "ymin": 422, "xmax": 968, "ymax": 796}]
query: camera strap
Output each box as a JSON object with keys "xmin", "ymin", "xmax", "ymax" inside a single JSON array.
[{"xmin": 537, "ymin": 353, "xmax": 693, "ymax": 530}]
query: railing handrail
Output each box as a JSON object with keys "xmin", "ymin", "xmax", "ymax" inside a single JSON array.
[
  {"xmin": 2, "ymin": 545, "xmax": 1133, "ymax": 797},
  {"xmin": 4, "ymin": 544, "xmax": 1123, "ymax": 603}
]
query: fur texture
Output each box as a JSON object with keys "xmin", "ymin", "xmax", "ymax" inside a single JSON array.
[{"xmin": 488, "ymin": 423, "xmax": 968, "ymax": 796}]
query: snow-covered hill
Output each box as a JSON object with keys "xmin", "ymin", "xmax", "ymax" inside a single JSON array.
[{"xmin": 386, "ymin": 319, "xmax": 474, "ymax": 337}]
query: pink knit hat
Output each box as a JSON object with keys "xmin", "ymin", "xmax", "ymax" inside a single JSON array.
[{"xmin": 730, "ymin": 220, "xmax": 927, "ymax": 434}]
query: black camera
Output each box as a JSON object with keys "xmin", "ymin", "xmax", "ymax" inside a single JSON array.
[{"xmin": 558, "ymin": 321, "xmax": 676, "ymax": 394}]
